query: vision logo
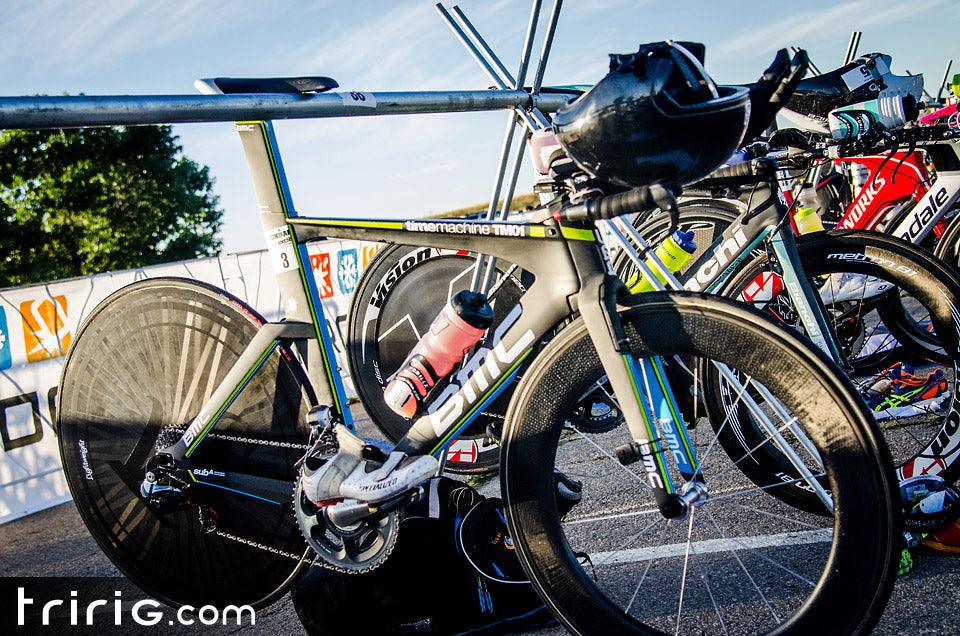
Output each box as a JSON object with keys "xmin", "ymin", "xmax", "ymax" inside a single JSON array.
[
  {"xmin": 20, "ymin": 296, "xmax": 72, "ymax": 363},
  {"xmin": 310, "ymin": 252, "xmax": 334, "ymax": 299},
  {"xmin": 0, "ymin": 308, "xmax": 11, "ymax": 370},
  {"xmin": 337, "ymin": 248, "xmax": 359, "ymax": 295}
]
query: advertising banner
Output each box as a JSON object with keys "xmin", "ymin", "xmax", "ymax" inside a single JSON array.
[{"xmin": 0, "ymin": 240, "xmax": 382, "ymax": 523}]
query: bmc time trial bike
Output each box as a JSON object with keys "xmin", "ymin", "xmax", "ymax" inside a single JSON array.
[{"xmin": 55, "ymin": 84, "xmax": 898, "ymax": 634}]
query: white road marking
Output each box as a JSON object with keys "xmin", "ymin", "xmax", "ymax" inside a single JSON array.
[{"xmin": 589, "ymin": 528, "xmax": 832, "ymax": 565}]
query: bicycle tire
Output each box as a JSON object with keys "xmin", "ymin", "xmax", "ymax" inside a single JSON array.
[
  {"xmin": 933, "ymin": 208, "xmax": 960, "ymax": 269},
  {"xmin": 58, "ymin": 278, "xmax": 312, "ymax": 609},
  {"xmin": 634, "ymin": 205, "xmax": 960, "ymax": 487},
  {"xmin": 717, "ymin": 231, "xmax": 960, "ymax": 488},
  {"xmin": 500, "ymin": 292, "xmax": 898, "ymax": 635}
]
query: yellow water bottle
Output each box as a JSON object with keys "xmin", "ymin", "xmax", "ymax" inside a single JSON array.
[
  {"xmin": 794, "ymin": 206, "xmax": 824, "ymax": 234},
  {"xmin": 629, "ymin": 230, "xmax": 697, "ymax": 294}
]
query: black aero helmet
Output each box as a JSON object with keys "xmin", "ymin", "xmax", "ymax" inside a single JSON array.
[{"xmin": 553, "ymin": 41, "xmax": 751, "ymax": 187}]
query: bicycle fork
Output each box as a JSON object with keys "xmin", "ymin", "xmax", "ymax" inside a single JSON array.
[{"xmin": 584, "ymin": 220, "xmax": 833, "ymax": 516}]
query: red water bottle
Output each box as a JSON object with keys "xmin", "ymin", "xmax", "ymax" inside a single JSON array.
[{"xmin": 384, "ymin": 290, "xmax": 494, "ymax": 419}]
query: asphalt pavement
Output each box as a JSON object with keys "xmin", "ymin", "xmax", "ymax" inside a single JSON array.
[{"xmin": 2, "ymin": 408, "xmax": 960, "ymax": 635}]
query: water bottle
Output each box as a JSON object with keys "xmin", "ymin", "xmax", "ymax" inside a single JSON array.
[
  {"xmin": 794, "ymin": 206, "xmax": 825, "ymax": 234},
  {"xmin": 383, "ymin": 290, "xmax": 494, "ymax": 419},
  {"xmin": 628, "ymin": 230, "xmax": 697, "ymax": 294}
]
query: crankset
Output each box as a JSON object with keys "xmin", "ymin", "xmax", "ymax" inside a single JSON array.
[{"xmin": 294, "ymin": 475, "xmax": 400, "ymax": 574}]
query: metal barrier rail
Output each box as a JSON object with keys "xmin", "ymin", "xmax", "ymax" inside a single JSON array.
[{"xmin": 0, "ymin": 89, "xmax": 571, "ymax": 129}]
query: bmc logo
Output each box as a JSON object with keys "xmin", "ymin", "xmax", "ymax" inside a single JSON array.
[
  {"xmin": 310, "ymin": 252, "xmax": 334, "ymax": 299},
  {"xmin": 20, "ymin": 296, "xmax": 72, "ymax": 363}
]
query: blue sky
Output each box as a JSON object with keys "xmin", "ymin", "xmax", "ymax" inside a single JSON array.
[{"xmin": 4, "ymin": 0, "xmax": 959, "ymax": 253}]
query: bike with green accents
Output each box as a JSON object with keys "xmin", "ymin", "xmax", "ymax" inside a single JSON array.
[{"xmin": 56, "ymin": 108, "xmax": 898, "ymax": 632}]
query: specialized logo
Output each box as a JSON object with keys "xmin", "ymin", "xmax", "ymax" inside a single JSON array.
[
  {"xmin": 427, "ymin": 304, "xmax": 534, "ymax": 437},
  {"xmin": 839, "ymin": 176, "xmax": 885, "ymax": 229},
  {"xmin": 20, "ymin": 296, "xmax": 72, "ymax": 363},
  {"xmin": 337, "ymin": 248, "xmax": 359, "ymax": 295},
  {"xmin": 685, "ymin": 227, "xmax": 750, "ymax": 292},
  {"xmin": 310, "ymin": 252, "xmax": 335, "ymax": 299},
  {"xmin": 894, "ymin": 186, "xmax": 951, "ymax": 243},
  {"xmin": 0, "ymin": 308, "xmax": 11, "ymax": 370}
]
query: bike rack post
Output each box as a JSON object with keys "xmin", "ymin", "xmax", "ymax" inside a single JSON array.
[
  {"xmin": 434, "ymin": 3, "xmax": 540, "ymax": 131},
  {"xmin": 437, "ymin": 0, "xmax": 554, "ymax": 292},
  {"xmin": 791, "ymin": 46, "xmax": 821, "ymax": 76},
  {"xmin": 937, "ymin": 59, "xmax": 955, "ymax": 103},
  {"xmin": 842, "ymin": 31, "xmax": 862, "ymax": 65},
  {"xmin": 531, "ymin": 0, "xmax": 564, "ymax": 93}
]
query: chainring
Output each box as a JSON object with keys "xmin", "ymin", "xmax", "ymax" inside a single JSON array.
[{"xmin": 294, "ymin": 475, "xmax": 399, "ymax": 574}]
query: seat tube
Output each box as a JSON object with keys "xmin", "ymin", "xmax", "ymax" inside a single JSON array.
[
  {"xmin": 235, "ymin": 120, "xmax": 352, "ymax": 426},
  {"xmin": 769, "ymin": 225, "xmax": 843, "ymax": 363}
]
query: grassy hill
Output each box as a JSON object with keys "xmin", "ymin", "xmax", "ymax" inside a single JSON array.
[{"xmin": 428, "ymin": 192, "xmax": 540, "ymax": 219}]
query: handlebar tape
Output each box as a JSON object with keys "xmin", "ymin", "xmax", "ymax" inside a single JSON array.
[
  {"xmin": 563, "ymin": 183, "xmax": 678, "ymax": 223},
  {"xmin": 692, "ymin": 158, "xmax": 776, "ymax": 187}
]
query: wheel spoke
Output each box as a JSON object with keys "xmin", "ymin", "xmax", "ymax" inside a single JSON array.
[
  {"xmin": 704, "ymin": 508, "xmax": 780, "ymax": 625},
  {"xmin": 674, "ymin": 509, "xmax": 696, "ymax": 636}
]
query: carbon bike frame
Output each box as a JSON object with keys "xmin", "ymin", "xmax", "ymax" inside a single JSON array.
[
  {"xmin": 651, "ymin": 182, "xmax": 844, "ymax": 361},
  {"xmin": 791, "ymin": 139, "xmax": 960, "ymax": 244},
  {"xmin": 155, "ymin": 120, "xmax": 707, "ymax": 514}
]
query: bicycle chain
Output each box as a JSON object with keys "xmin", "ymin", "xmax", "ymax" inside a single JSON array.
[
  {"xmin": 156, "ymin": 426, "xmax": 310, "ymax": 451},
  {"xmin": 173, "ymin": 425, "xmax": 391, "ymax": 574},
  {"xmin": 214, "ymin": 527, "xmax": 394, "ymax": 575}
]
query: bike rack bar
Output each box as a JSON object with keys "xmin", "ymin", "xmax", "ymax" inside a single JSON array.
[
  {"xmin": 451, "ymin": 5, "xmax": 516, "ymax": 87},
  {"xmin": 0, "ymin": 89, "xmax": 571, "ymax": 130},
  {"xmin": 531, "ymin": 0, "xmax": 563, "ymax": 93},
  {"xmin": 937, "ymin": 59, "xmax": 954, "ymax": 103},
  {"xmin": 842, "ymin": 31, "xmax": 861, "ymax": 65}
]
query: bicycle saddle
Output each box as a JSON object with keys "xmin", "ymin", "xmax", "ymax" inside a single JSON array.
[
  {"xmin": 787, "ymin": 53, "xmax": 922, "ymax": 119},
  {"xmin": 194, "ymin": 76, "xmax": 339, "ymax": 95}
]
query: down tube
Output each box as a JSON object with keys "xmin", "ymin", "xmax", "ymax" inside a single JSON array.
[{"xmin": 394, "ymin": 275, "xmax": 573, "ymax": 457}]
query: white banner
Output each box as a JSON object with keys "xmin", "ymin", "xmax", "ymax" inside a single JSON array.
[{"xmin": 0, "ymin": 239, "xmax": 383, "ymax": 523}]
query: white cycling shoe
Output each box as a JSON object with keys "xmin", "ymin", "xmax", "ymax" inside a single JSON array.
[{"xmin": 301, "ymin": 426, "xmax": 439, "ymax": 505}]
